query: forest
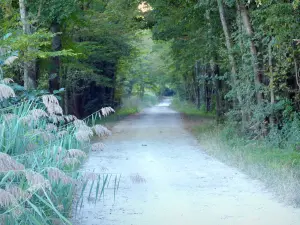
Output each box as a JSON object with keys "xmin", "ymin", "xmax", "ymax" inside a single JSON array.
[{"xmin": 0, "ymin": 0, "xmax": 300, "ymax": 224}]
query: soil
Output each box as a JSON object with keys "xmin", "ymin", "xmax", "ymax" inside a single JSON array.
[{"xmin": 72, "ymin": 98, "xmax": 300, "ymax": 225}]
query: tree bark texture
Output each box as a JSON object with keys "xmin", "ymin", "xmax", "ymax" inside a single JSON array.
[
  {"xmin": 19, "ymin": 0, "xmax": 37, "ymax": 90},
  {"xmin": 237, "ymin": 0, "xmax": 263, "ymax": 103},
  {"xmin": 49, "ymin": 22, "xmax": 62, "ymax": 93},
  {"xmin": 216, "ymin": 0, "xmax": 242, "ymax": 105}
]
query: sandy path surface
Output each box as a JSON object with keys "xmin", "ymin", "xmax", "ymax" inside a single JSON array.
[{"xmin": 72, "ymin": 99, "xmax": 300, "ymax": 225}]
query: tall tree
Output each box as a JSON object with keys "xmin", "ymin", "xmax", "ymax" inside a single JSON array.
[
  {"xmin": 236, "ymin": 0, "xmax": 263, "ymax": 103},
  {"xmin": 19, "ymin": 0, "xmax": 37, "ymax": 89},
  {"xmin": 49, "ymin": 21, "xmax": 61, "ymax": 93}
]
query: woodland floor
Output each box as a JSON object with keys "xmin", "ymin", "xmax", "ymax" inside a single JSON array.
[{"xmin": 72, "ymin": 98, "xmax": 300, "ymax": 225}]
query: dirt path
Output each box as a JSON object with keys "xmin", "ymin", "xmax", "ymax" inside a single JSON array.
[{"xmin": 72, "ymin": 99, "xmax": 300, "ymax": 225}]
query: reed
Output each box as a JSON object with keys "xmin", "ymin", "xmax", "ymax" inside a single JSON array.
[{"xmin": 0, "ymin": 82, "xmax": 118, "ymax": 224}]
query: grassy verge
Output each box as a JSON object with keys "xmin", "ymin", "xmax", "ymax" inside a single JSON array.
[
  {"xmin": 171, "ymin": 98, "xmax": 215, "ymax": 119},
  {"xmin": 173, "ymin": 100, "xmax": 300, "ymax": 206}
]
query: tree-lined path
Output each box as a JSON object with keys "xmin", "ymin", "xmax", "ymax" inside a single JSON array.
[
  {"xmin": 1, "ymin": 1, "xmax": 300, "ymax": 224},
  {"xmin": 73, "ymin": 99, "xmax": 300, "ymax": 225}
]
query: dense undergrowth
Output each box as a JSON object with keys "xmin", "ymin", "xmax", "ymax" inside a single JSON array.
[{"xmin": 173, "ymin": 99, "xmax": 300, "ymax": 206}]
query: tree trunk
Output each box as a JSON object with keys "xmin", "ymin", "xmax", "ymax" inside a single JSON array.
[
  {"xmin": 192, "ymin": 65, "xmax": 198, "ymax": 107},
  {"xmin": 216, "ymin": 0, "xmax": 242, "ymax": 105},
  {"xmin": 203, "ymin": 78, "xmax": 207, "ymax": 111},
  {"xmin": 195, "ymin": 61, "xmax": 201, "ymax": 109},
  {"xmin": 110, "ymin": 73, "xmax": 116, "ymax": 107},
  {"xmin": 64, "ymin": 87, "xmax": 69, "ymax": 115},
  {"xmin": 217, "ymin": 0, "xmax": 249, "ymax": 129},
  {"xmin": 268, "ymin": 40, "xmax": 275, "ymax": 125},
  {"xmin": 19, "ymin": 0, "xmax": 37, "ymax": 90},
  {"xmin": 268, "ymin": 41, "xmax": 275, "ymax": 104},
  {"xmin": 183, "ymin": 74, "xmax": 189, "ymax": 101},
  {"xmin": 140, "ymin": 85, "xmax": 145, "ymax": 98},
  {"xmin": 211, "ymin": 62, "xmax": 222, "ymax": 120},
  {"xmin": 294, "ymin": 56, "xmax": 300, "ymax": 91},
  {"xmin": 203, "ymin": 65, "xmax": 209, "ymax": 112},
  {"xmin": 237, "ymin": 0, "xmax": 263, "ymax": 103},
  {"xmin": 49, "ymin": 22, "xmax": 62, "ymax": 93},
  {"xmin": 72, "ymin": 88, "xmax": 81, "ymax": 118},
  {"xmin": 19, "ymin": 0, "xmax": 31, "ymax": 35},
  {"xmin": 61, "ymin": 66, "xmax": 68, "ymax": 114},
  {"xmin": 217, "ymin": 0, "xmax": 238, "ymax": 76},
  {"xmin": 205, "ymin": 80, "xmax": 211, "ymax": 112}
]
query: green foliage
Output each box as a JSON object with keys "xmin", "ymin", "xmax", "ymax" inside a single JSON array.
[
  {"xmin": 146, "ymin": 0, "xmax": 300, "ymax": 142},
  {"xmin": 172, "ymin": 98, "xmax": 216, "ymax": 118},
  {"xmin": 0, "ymin": 31, "xmax": 77, "ymax": 61},
  {"xmin": 29, "ymin": 0, "xmax": 79, "ymax": 24},
  {"xmin": 116, "ymin": 29, "xmax": 172, "ymax": 99},
  {"xmin": 55, "ymin": 0, "xmax": 143, "ymax": 116},
  {"xmin": 0, "ymin": 0, "xmax": 300, "ymax": 218},
  {"xmin": 0, "ymin": 0, "xmax": 145, "ymax": 117}
]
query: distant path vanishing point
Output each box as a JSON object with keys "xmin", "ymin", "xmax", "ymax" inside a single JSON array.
[{"xmin": 72, "ymin": 98, "xmax": 300, "ymax": 225}]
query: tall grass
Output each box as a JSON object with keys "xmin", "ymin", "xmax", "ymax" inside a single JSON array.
[
  {"xmin": 190, "ymin": 120, "xmax": 300, "ymax": 206},
  {"xmin": 173, "ymin": 97, "xmax": 300, "ymax": 206},
  {"xmin": 0, "ymin": 83, "xmax": 119, "ymax": 224}
]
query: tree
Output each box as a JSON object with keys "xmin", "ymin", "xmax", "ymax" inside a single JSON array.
[
  {"xmin": 146, "ymin": 0, "xmax": 300, "ymax": 137},
  {"xmin": 236, "ymin": 0, "xmax": 263, "ymax": 103},
  {"xmin": 19, "ymin": 0, "xmax": 37, "ymax": 89}
]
